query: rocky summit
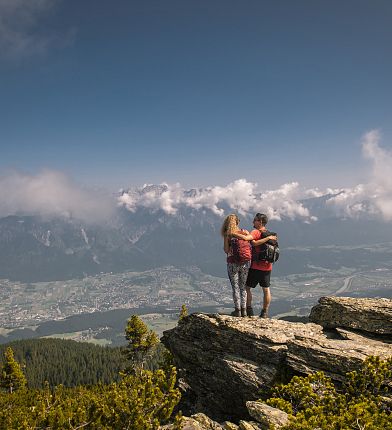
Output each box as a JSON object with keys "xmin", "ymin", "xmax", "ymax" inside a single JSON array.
[
  {"xmin": 161, "ymin": 297, "xmax": 392, "ymax": 423},
  {"xmin": 309, "ymin": 296, "xmax": 392, "ymax": 334}
]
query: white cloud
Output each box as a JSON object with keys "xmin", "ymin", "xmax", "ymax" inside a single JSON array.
[
  {"xmin": 325, "ymin": 130, "xmax": 392, "ymax": 220},
  {"xmin": 118, "ymin": 183, "xmax": 184, "ymax": 215},
  {"xmin": 118, "ymin": 130, "xmax": 392, "ymax": 222},
  {"xmin": 325, "ymin": 184, "xmax": 374, "ymax": 217},
  {"xmin": 0, "ymin": 170, "xmax": 115, "ymax": 223},
  {"xmin": 362, "ymin": 129, "xmax": 392, "ymax": 191},
  {"xmin": 3, "ymin": 131, "xmax": 391, "ymax": 224},
  {"xmin": 258, "ymin": 182, "xmax": 316, "ymax": 221},
  {"xmin": 0, "ymin": 0, "xmax": 74, "ymax": 60},
  {"xmin": 119, "ymin": 179, "xmax": 317, "ymax": 221},
  {"xmin": 183, "ymin": 179, "xmax": 258, "ymax": 216}
]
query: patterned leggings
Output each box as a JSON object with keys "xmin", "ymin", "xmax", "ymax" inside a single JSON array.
[{"xmin": 227, "ymin": 262, "xmax": 250, "ymax": 310}]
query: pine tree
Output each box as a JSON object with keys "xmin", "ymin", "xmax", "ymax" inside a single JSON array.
[
  {"xmin": 0, "ymin": 347, "xmax": 27, "ymax": 394},
  {"xmin": 124, "ymin": 315, "xmax": 159, "ymax": 373},
  {"xmin": 179, "ymin": 304, "xmax": 188, "ymax": 321}
]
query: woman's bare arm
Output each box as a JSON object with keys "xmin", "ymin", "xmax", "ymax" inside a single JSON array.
[{"xmin": 231, "ymin": 231, "xmax": 253, "ymax": 241}]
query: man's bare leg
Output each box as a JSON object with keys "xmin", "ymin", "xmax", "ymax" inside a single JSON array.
[
  {"xmin": 260, "ymin": 287, "xmax": 271, "ymax": 318},
  {"xmin": 263, "ymin": 287, "xmax": 271, "ymax": 309}
]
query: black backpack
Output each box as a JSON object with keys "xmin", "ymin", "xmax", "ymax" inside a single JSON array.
[{"xmin": 253, "ymin": 230, "xmax": 280, "ymax": 264}]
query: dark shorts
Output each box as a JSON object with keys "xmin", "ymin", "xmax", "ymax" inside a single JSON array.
[{"xmin": 246, "ymin": 268, "xmax": 271, "ymax": 289}]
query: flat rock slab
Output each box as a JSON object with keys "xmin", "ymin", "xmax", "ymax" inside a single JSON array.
[
  {"xmin": 162, "ymin": 302, "xmax": 392, "ymax": 421},
  {"xmin": 286, "ymin": 330, "xmax": 392, "ymax": 380},
  {"xmin": 309, "ymin": 296, "xmax": 392, "ymax": 335}
]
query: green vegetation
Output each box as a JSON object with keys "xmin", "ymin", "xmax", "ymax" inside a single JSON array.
[
  {"xmin": 0, "ymin": 338, "xmax": 125, "ymax": 388},
  {"xmin": 267, "ymin": 356, "xmax": 392, "ymax": 429},
  {"xmin": 0, "ymin": 316, "xmax": 181, "ymax": 429},
  {"xmin": 124, "ymin": 315, "xmax": 159, "ymax": 373},
  {"xmin": 0, "ymin": 367, "xmax": 180, "ymax": 429},
  {"xmin": 179, "ymin": 304, "xmax": 188, "ymax": 321},
  {"xmin": 0, "ymin": 347, "xmax": 27, "ymax": 393}
]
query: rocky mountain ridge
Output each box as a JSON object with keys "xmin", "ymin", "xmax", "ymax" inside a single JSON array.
[
  {"xmin": 2, "ymin": 183, "xmax": 392, "ymax": 282},
  {"xmin": 3, "ymin": 208, "xmax": 392, "ymax": 282},
  {"xmin": 161, "ymin": 296, "xmax": 392, "ymax": 428}
]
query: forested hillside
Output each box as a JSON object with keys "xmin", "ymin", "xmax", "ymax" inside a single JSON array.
[
  {"xmin": 0, "ymin": 316, "xmax": 181, "ymax": 429},
  {"xmin": 0, "ymin": 338, "xmax": 125, "ymax": 388}
]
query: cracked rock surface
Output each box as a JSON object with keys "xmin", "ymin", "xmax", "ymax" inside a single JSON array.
[
  {"xmin": 162, "ymin": 297, "xmax": 392, "ymax": 421},
  {"xmin": 309, "ymin": 296, "xmax": 392, "ymax": 334}
]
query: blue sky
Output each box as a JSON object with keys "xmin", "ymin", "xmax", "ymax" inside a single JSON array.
[{"xmin": 0, "ymin": 0, "xmax": 391, "ymax": 191}]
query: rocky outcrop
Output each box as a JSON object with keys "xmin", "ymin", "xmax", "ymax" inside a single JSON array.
[
  {"xmin": 246, "ymin": 402, "xmax": 289, "ymax": 429},
  {"xmin": 286, "ymin": 326, "xmax": 391, "ymax": 380},
  {"xmin": 162, "ymin": 314, "xmax": 320, "ymax": 420},
  {"xmin": 161, "ymin": 297, "xmax": 392, "ymax": 422},
  {"xmin": 309, "ymin": 296, "xmax": 392, "ymax": 334}
]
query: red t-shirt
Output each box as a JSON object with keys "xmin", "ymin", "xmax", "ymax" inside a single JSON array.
[{"xmin": 250, "ymin": 229, "xmax": 272, "ymax": 271}]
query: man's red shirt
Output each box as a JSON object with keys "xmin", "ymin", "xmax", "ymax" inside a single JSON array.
[{"xmin": 250, "ymin": 229, "xmax": 272, "ymax": 271}]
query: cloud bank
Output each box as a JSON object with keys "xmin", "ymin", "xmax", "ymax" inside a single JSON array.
[
  {"xmin": 0, "ymin": 0, "xmax": 74, "ymax": 60},
  {"xmin": 119, "ymin": 130, "xmax": 392, "ymax": 222},
  {"xmin": 119, "ymin": 180, "xmax": 316, "ymax": 221},
  {"xmin": 1, "ymin": 130, "xmax": 391, "ymax": 223},
  {"xmin": 0, "ymin": 170, "xmax": 115, "ymax": 223}
]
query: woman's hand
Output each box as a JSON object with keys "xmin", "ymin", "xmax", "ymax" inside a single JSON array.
[
  {"xmin": 268, "ymin": 235, "xmax": 277, "ymax": 241},
  {"xmin": 232, "ymin": 231, "xmax": 253, "ymax": 241}
]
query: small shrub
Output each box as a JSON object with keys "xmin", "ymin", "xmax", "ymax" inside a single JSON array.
[{"xmin": 266, "ymin": 356, "xmax": 392, "ymax": 430}]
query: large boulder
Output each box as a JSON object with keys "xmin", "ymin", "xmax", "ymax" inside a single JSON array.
[
  {"xmin": 162, "ymin": 314, "xmax": 322, "ymax": 420},
  {"xmin": 309, "ymin": 296, "xmax": 392, "ymax": 335},
  {"xmin": 161, "ymin": 298, "xmax": 392, "ymax": 421}
]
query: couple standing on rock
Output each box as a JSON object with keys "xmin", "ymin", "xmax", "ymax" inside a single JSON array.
[{"xmin": 221, "ymin": 213, "xmax": 277, "ymax": 318}]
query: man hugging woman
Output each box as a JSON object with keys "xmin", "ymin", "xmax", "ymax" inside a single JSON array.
[{"xmin": 221, "ymin": 213, "xmax": 277, "ymax": 318}]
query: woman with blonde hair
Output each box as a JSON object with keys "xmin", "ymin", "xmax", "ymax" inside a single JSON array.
[
  {"xmin": 221, "ymin": 213, "xmax": 252, "ymax": 317},
  {"xmin": 221, "ymin": 213, "xmax": 277, "ymax": 317}
]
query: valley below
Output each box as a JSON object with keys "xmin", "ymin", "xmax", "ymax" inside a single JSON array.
[{"xmin": 1, "ymin": 255, "xmax": 391, "ymax": 346}]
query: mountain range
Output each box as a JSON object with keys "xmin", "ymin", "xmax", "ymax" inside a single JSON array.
[{"xmin": 1, "ymin": 185, "xmax": 392, "ymax": 282}]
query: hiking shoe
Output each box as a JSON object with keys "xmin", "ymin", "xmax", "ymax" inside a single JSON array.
[
  {"xmin": 246, "ymin": 307, "xmax": 254, "ymax": 317},
  {"xmin": 231, "ymin": 309, "xmax": 241, "ymax": 317},
  {"xmin": 241, "ymin": 308, "xmax": 247, "ymax": 317},
  {"xmin": 260, "ymin": 309, "xmax": 269, "ymax": 319}
]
